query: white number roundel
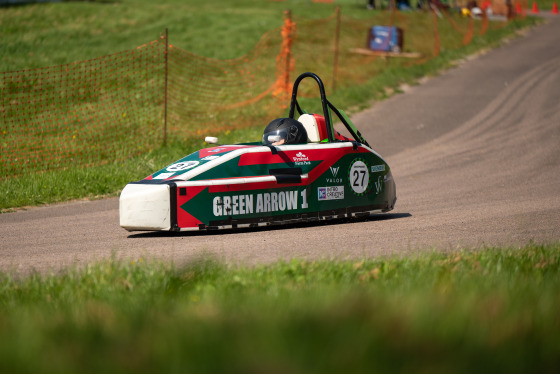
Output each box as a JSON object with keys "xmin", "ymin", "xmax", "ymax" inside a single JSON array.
[
  {"xmin": 349, "ymin": 160, "xmax": 369, "ymax": 194},
  {"xmin": 167, "ymin": 161, "xmax": 199, "ymax": 172}
]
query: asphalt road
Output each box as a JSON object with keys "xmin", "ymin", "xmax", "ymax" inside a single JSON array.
[{"xmin": 1, "ymin": 16, "xmax": 559, "ymax": 275}]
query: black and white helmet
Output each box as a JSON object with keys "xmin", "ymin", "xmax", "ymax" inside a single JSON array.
[{"xmin": 262, "ymin": 118, "xmax": 307, "ymax": 146}]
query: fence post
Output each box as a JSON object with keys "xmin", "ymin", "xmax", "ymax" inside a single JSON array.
[
  {"xmin": 274, "ymin": 10, "xmax": 296, "ymax": 107},
  {"xmin": 333, "ymin": 6, "xmax": 341, "ymax": 91},
  {"xmin": 284, "ymin": 10, "xmax": 293, "ymax": 95},
  {"xmin": 431, "ymin": 8, "xmax": 440, "ymax": 58},
  {"xmin": 164, "ymin": 27, "xmax": 169, "ymax": 146}
]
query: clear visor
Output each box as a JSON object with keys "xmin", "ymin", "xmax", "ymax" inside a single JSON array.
[{"xmin": 262, "ymin": 129, "xmax": 288, "ymax": 146}]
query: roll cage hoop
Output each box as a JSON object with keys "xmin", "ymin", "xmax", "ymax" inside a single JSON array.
[{"xmin": 288, "ymin": 72, "xmax": 371, "ymax": 148}]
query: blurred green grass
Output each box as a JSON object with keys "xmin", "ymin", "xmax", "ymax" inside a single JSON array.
[{"xmin": 1, "ymin": 242, "xmax": 559, "ymax": 373}]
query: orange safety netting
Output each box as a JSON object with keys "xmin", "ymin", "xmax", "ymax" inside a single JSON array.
[
  {"xmin": 1, "ymin": 38, "xmax": 166, "ymax": 179},
  {"xmin": 273, "ymin": 10, "xmax": 297, "ymax": 105},
  {"xmin": 166, "ymin": 27, "xmax": 283, "ymax": 137},
  {"xmin": 1, "ymin": 8, "xmax": 514, "ymax": 179}
]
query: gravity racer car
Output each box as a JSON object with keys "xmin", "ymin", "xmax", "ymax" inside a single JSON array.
[{"xmin": 119, "ymin": 72, "xmax": 396, "ymax": 231}]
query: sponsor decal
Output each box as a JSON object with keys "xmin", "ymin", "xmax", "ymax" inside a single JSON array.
[
  {"xmin": 326, "ymin": 166, "xmax": 342, "ymax": 184},
  {"xmin": 371, "ymin": 164, "xmax": 386, "ymax": 173},
  {"xmin": 318, "ymin": 186, "xmax": 344, "ymax": 201},
  {"xmin": 349, "ymin": 159, "xmax": 369, "ymax": 195},
  {"xmin": 201, "ymin": 155, "xmax": 220, "ymax": 161},
  {"xmin": 167, "ymin": 161, "xmax": 199, "ymax": 172},
  {"xmin": 153, "ymin": 172, "xmax": 174, "ymax": 180},
  {"xmin": 330, "ymin": 166, "xmax": 340, "ymax": 177},
  {"xmin": 374, "ymin": 176, "xmax": 383, "ymax": 194},
  {"xmin": 209, "ymin": 148, "xmax": 225, "ymax": 153},
  {"xmin": 293, "ymin": 152, "xmax": 309, "ymax": 162},
  {"xmin": 212, "ymin": 189, "xmax": 307, "ymax": 217}
]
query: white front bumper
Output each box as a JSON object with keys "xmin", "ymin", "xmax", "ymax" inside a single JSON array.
[{"xmin": 119, "ymin": 183, "xmax": 171, "ymax": 231}]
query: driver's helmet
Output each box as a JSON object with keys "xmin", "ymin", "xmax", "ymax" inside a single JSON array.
[{"xmin": 262, "ymin": 118, "xmax": 308, "ymax": 146}]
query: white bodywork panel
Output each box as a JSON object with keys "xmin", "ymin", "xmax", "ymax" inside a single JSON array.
[
  {"xmin": 119, "ymin": 183, "xmax": 171, "ymax": 231},
  {"xmin": 298, "ymin": 114, "xmax": 321, "ymax": 142}
]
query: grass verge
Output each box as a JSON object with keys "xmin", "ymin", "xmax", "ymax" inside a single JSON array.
[
  {"xmin": 0, "ymin": 127, "xmax": 261, "ymax": 210},
  {"xmin": 1, "ymin": 242, "xmax": 559, "ymax": 373}
]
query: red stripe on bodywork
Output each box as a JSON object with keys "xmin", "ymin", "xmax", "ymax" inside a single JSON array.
[
  {"xmin": 198, "ymin": 145, "xmax": 254, "ymax": 158},
  {"xmin": 176, "ymin": 185, "xmax": 206, "ymax": 228},
  {"xmin": 306, "ymin": 146, "xmax": 370, "ymax": 184},
  {"xmin": 238, "ymin": 151, "xmax": 290, "ymax": 166},
  {"xmin": 238, "ymin": 148, "xmax": 333, "ymax": 166}
]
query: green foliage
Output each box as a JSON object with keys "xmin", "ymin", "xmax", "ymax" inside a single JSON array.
[
  {"xmin": 0, "ymin": 127, "xmax": 262, "ymax": 210},
  {"xmin": 0, "ymin": 0, "xmax": 328, "ymax": 70},
  {"xmin": 1, "ymin": 243, "xmax": 559, "ymax": 373}
]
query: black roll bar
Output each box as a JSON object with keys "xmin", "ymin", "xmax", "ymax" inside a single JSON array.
[
  {"xmin": 288, "ymin": 72, "xmax": 335, "ymax": 143},
  {"xmin": 288, "ymin": 72, "xmax": 370, "ymax": 147}
]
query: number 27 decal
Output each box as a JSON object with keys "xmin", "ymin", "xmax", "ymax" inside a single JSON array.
[{"xmin": 349, "ymin": 160, "xmax": 369, "ymax": 194}]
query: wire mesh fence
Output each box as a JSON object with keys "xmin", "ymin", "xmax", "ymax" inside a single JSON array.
[
  {"xmin": 167, "ymin": 22, "xmax": 285, "ymax": 138},
  {"xmin": 1, "ymin": 38, "xmax": 166, "ymax": 178},
  {"xmin": 1, "ymin": 7, "xmax": 512, "ymax": 179}
]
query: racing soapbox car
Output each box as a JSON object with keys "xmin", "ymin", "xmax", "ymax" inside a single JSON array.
[{"xmin": 120, "ymin": 72, "xmax": 396, "ymax": 231}]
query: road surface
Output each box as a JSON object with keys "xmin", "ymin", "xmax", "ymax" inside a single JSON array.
[{"xmin": 1, "ymin": 16, "xmax": 559, "ymax": 275}]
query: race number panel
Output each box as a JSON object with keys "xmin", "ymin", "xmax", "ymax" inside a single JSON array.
[
  {"xmin": 349, "ymin": 159, "xmax": 369, "ymax": 194},
  {"xmin": 167, "ymin": 161, "xmax": 199, "ymax": 172}
]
